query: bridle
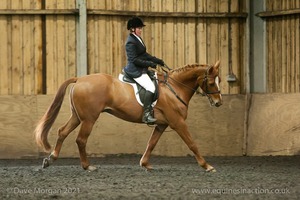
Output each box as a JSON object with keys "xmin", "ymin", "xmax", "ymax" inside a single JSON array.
[
  {"xmin": 199, "ymin": 67, "xmax": 221, "ymax": 95},
  {"xmin": 160, "ymin": 65, "xmax": 221, "ymax": 107},
  {"xmin": 198, "ymin": 71, "xmax": 222, "ymax": 106}
]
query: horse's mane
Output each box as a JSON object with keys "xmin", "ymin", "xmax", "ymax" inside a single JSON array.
[{"xmin": 170, "ymin": 64, "xmax": 209, "ymax": 74}]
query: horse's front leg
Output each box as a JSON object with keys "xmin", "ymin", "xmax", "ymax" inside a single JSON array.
[
  {"xmin": 140, "ymin": 124, "xmax": 168, "ymax": 170},
  {"xmin": 172, "ymin": 121, "xmax": 216, "ymax": 172}
]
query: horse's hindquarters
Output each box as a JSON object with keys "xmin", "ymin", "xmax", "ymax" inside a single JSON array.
[{"xmin": 73, "ymin": 74, "xmax": 145, "ymax": 123}]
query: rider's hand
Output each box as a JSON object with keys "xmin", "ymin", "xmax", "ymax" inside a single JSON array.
[
  {"xmin": 156, "ymin": 59, "xmax": 165, "ymax": 66},
  {"xmin": 150, "ymin": 62, "xmax": 157, "ymax": 68}
]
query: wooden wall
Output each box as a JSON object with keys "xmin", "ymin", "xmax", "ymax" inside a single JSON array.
[
  {"xmin": 263, "ymin": 0, "xmax": 300, "ymax": 93},
  {"xmin": 45, "ymin": 0, "xmax": 77, "ymax": 94},
  {"xmin": 0, "ymin": 0, "xmax": 43, "ymax": 95},
  {"xmin": 86, "ymin": 0, "xmax": 247, "ymax": 94},
  {"xmin": 0, "ymin": 0, "xmax": 77, "ymax": 95},
  {"xmin": 0, "ymin": 0, "xmax": 247, "ymax": 95},
  {"xmin": 1, "ymin": 0, "xmax": 299, "ymax": 95}
]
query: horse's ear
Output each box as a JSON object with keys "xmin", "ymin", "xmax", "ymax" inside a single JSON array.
[
  {"xmin": 214, "ymin": 60, "xmax": 220, "ymax": 69},
  {"xmin": 208, "ymin": 60, "xmax": 220, "ymax": 74}
]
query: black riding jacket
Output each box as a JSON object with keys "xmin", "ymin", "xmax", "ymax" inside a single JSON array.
[{"xmin": 124, "ymin": 34, "xmax": 162, "ymax": 78}]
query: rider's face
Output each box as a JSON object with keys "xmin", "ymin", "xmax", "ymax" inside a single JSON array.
[{"xmin": 134, "ymin": 27, "xmax": 143, "ymax": 37}]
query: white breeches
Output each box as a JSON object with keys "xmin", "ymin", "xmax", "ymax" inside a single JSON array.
[{"xmin": 133, "ymin": 73, "xmax": 155, "ymax": 93}]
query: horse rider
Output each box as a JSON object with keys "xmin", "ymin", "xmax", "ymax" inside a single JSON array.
[{"xmin": 124, "ymin": 16, "xmax": 165, "ymax": 124}]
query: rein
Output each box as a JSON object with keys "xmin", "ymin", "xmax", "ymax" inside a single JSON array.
[
  {"xmin": 159, "ymin": 64, "xmax": 188, "ymax": 106},
  {"xmin": 163, "ymin": 72, "xmax": 189, "ymax": 107}
]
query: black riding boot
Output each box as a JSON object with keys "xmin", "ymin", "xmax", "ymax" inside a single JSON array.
[{"xmin": 142, "ymin": 91, "xmax": 157, "ymax": 124}]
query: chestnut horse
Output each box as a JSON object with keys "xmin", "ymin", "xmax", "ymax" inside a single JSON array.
[{"xmin": 35, "ymin": 61, "xmax": 222, "ymax": 172}]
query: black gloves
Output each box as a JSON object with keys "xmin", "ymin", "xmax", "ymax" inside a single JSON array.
[
  {"xmin": 148, "ymin": 58, "xmax": 164, "ymax": 68},
  {"xmin": 149, "ymin": 62, "xmax": 157, "ymax": 68},
  {"xmin": 156, "ymin": 59, "xmax": 165, "ymax": 66}
]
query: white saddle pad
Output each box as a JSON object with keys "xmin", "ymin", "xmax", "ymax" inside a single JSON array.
[{"xmin": 118, "ymin": 74, "xmax": 158, "ymax": 107}]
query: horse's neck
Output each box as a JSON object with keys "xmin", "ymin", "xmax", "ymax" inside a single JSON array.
[
  {"xmin": 171, "ymin": 65, "xmax": 207, "ymax": 88},
  {"xmin": 169, "ymin": 65, "xmax": 207, "ymax": 100}
]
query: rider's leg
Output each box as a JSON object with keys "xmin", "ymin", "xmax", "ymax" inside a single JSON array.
[
  {"xmin": 133, "ymin": 74, "xmax": 156, "ymax": 123},
  {"xmin": 142, "ymin": 90, "xmax": 156, "ymax": 123}
]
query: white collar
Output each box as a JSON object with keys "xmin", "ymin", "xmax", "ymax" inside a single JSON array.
[{"xmin": 132, "ymin": 33, "xmax": 145, "ymax": 46}]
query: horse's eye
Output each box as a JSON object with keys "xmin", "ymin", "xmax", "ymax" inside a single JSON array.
[
  {"xmin": 208, "ymin": 77, "xmax": 216, "ymax": 85},
  {"xmin": 209, "ymin": 81, "xmax": 215, "ymax": 86}
]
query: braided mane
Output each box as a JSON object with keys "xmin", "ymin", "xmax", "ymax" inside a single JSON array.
[{"xmin": 170, "ymin": 64, "xmax": 209, "ymax": 74}]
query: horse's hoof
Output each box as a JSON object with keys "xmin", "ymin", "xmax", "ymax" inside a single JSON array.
[
  {"xmin": 86, "ymin": 165, "xmax": 97, "ymax": 172},
  {"xmin": 141, "ymin": 164, "xmax": 153, "ymax": 171},
  {"xmin": 206, "ymin": 167, "xmax": 216, "ymax": 173},
  {"xmin": 42, "ymin": 158, "xmax": 50, "ymax": 169}
]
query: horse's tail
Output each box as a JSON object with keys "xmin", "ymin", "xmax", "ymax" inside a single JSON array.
[{"xmin": 34, "ymin": 77, "xmax": 78, "ymax": 152}]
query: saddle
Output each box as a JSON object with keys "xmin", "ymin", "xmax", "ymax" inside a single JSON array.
[{"xmin": 118, "ymin": 70, "xmax": 159, "ymax": 107}]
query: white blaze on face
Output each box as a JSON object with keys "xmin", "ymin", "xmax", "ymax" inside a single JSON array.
[{"xmin": 215, "ymin": 76, "xmax": 220, "ymax": 90}]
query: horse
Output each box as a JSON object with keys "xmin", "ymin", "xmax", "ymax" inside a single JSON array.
[{"xmin": 34, "ymin": 60, "xmax": 222, "ymax": 172}]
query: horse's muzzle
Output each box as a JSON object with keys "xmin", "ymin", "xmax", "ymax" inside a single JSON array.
[
  {"xmin": 214, "ymin": 101, "xmax": 222, "ymax": 107},
  {"xmin": 207, "ymin": 94, "xmax": 222, "ymax": 107}
]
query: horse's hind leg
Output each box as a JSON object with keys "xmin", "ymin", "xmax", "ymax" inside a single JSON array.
[
  {"xmin": 140, "ymin": 125, "xmax": 168, "ymax": 170},
  {"xmin": 42, "ymin": 110, "xmax": 80, "ymax": 168},
  {"xmin": 76, "ymin": 120, "xmax": 96, "ymax": 171}
]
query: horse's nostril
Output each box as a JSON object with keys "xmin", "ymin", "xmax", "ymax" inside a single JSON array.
[{"xmin": 215, "ymin": 102, "xmax": 222, "ymax": 107}]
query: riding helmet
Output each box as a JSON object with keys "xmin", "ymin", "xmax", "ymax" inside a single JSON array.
[{"xmin": 127, "ymin": 17, "xmax": 146, "ymax": 30}]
